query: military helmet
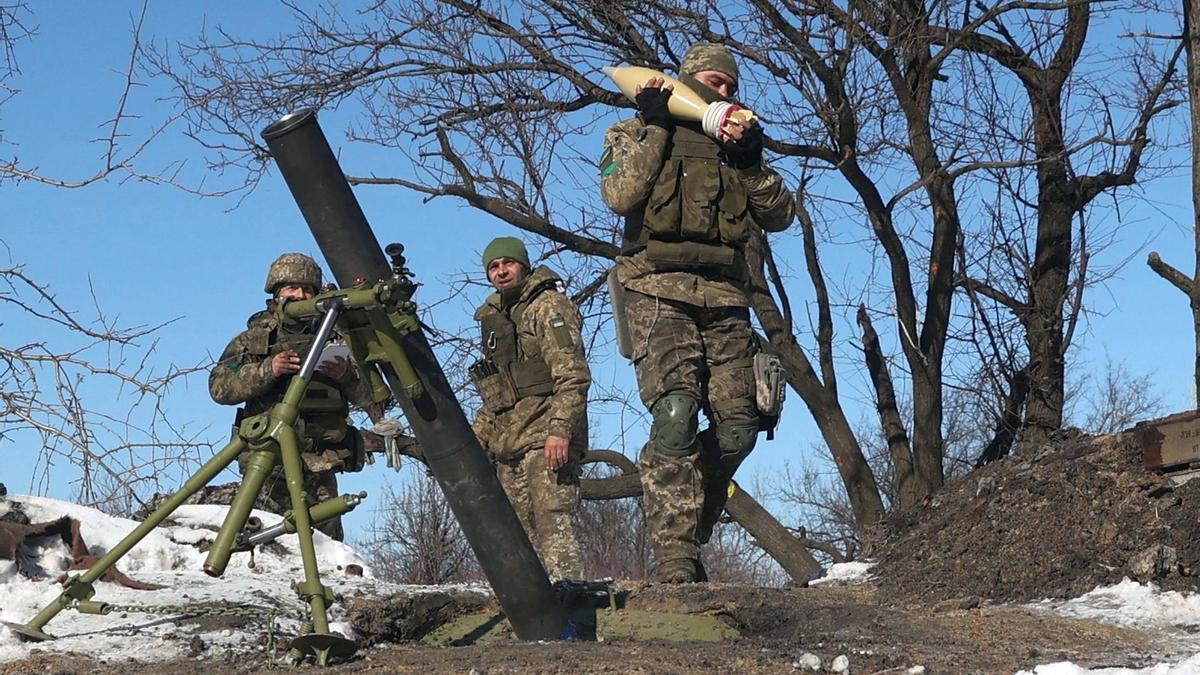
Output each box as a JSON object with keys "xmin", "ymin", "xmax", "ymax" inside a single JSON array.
[{"xmin": 264, "ymin": 252, "xmax": 322, "ymax": 294}]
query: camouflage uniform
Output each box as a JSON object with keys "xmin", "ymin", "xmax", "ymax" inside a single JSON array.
[
  {"xmin": 600, "ymin": 43, "xmax": 795, "ymax": 581},
  {"xmin": 209, "ymin": 255, "xmax": 372, "ymax": 542},
  {"xmin": 470, "ymin": 265, "xmax": 590, "ymax": 580}
]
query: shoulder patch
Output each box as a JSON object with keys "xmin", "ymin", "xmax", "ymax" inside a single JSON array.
[
  {"xmin": 549, "ymin": 314, "xmax": 572, "ymax": 349},
  {"xmin": 600, "ymin": 146, "xmax": 616, "ymax": 176}
]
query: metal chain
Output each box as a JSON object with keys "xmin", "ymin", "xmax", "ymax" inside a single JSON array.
[
  {"xmin": 88, "ymin": 600, "xmax": 327, "ymax": 666},
  {"xmin": 99, "ymin": 600, "xmax": 307, "ymax": 622}
]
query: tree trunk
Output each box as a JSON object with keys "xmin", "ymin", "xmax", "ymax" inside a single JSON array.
[
  {"xmin": 1023, "ymin": 93, "xmax": 1073, "ymax": 443},
  {"xmin": 1189, "ymin": 0, "xmax": 1200, "ymax": 407},
  {"xmin": 976, "ymin": 366, "xmax": 1031, "ymax": 466},
  {"xmin": 857, "ymin": 305, "xmax": 918, "ymax": 508},
  {"xmin": 745, "ymin": 234, "xmax": 886, "ymax": 528}
]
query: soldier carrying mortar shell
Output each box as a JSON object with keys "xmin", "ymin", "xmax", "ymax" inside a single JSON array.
[{"xmin": 600, "ymin": 42, "xmax": 795, "ymax": 584}]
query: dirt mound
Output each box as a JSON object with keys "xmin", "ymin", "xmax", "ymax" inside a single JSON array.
[{"xmin": 875, "ymin": 429, "xmax": 1200, "ymax": 604}]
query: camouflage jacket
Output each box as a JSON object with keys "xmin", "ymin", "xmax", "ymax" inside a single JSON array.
[
  {"xmin": 470, "ymin": 266, "xmax": 591, "ymax": 461},
  {"xmin": 209, "ymin": 305, "xmax": 372, "ymax": 453},
  {"xmin": 600, "ymin": 117, "xmax": 795, "ymax": 308}
]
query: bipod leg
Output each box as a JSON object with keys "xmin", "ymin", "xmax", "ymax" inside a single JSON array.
[
  {"xmin": 5, "ymin": 436, "xmax": 249, "ymax": 642},
  {"xmin": 204, "ymin": 438, "xmax": 277, "ymax": 576},
  {"xmin": 277, "ymin": 424, "xmax": 355, "ymax": 664}
]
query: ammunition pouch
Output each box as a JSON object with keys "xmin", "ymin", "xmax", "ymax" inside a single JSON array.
[
  {"xmin": 469, "ymin": 359, "xmax": 514, "ymax": 412},
  {"xmin": 753, "ymin": 351, "xmax": 786, "ymax": 439},
  {"xmin": 470, "ymin": 357, "xmax": 554, "ymax": 414},
  {"xmin": 635, "ymin": 124, "xmax": 751, "ymax": 280}
]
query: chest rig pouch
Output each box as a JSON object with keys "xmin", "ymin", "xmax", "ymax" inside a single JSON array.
[
  {"xmin": 470, "ymin": 298, "xmax": 555, "ymax": 414},
  {"xmin": 269, "ymin": 327, "xmax": 349, "ymax": 415},
  {"xmin": 638, "ymin": 124, "xmax": 750, "ymax": 274}
]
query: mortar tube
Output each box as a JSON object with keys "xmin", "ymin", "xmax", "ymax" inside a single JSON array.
[{"xmin": 260, "ymin": 109, "xmax": 568, "ymax": 641}]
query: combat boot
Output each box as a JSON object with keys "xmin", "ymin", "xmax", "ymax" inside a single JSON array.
[
  {"xmin": 653, "ymin": 557, "xmax": 699, "ymax": 583},
  {"xmin": 697, "ymin": 479, "xmax": 730, "ymax": 544}
]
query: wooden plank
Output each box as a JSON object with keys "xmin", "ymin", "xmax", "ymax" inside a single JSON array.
[{"xmin": 1134, "ymin": 410, "xmax": 1200, "ymax": 470}]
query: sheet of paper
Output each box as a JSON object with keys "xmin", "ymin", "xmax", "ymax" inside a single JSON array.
[{"xmin": 316, "ymin": 343, "xmax": 351, "ymax": 367}]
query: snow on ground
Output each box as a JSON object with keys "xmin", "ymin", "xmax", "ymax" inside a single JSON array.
[
  {"xmin": 0, "ymin": 494, "xmax": 489, "ymax": 663},
  {"xmin": 1021, "ymin": 579, "xmax": 1200, "ymax": 674},
  {"xmin": 1016, "ymin": 654, "xmax": 1200, "ymax": 675},
  {"xmin": 809, "ymin": 561, "xmax": 875, "ymax": 586},
  {"xmin": 1033, "ymin": 579, "xmax": 1200, "ymax": 633}
]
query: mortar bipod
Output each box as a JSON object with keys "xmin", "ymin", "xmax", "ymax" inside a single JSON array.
[{"xmin": 6, "ymin": 295, "xmax": 361, "ymax": 666}]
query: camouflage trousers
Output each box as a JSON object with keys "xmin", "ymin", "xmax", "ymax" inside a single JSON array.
[
  {"xmin": 241, "ymin": 460, "xmax": 344, "ymax": 542},
  {"xmin": 495, "ymin": 450, "xmax": 584, "ymax": 581},
  {"xmin": 625, "ymin": 290, "xmax": 759, "ymax": 568}
]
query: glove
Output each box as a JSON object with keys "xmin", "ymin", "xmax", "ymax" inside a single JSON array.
[
  {"xmin": 722, "ymin": 124, "xmax": 764, "ymax": 170},
  {"xmin": 635, "ymin": 85, "xmax": 674, "ymax": 130}
]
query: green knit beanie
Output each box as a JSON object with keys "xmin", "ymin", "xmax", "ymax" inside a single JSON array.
[
  {"xmin": 680, "ymin": 42, "xmax": 739, "ymax": 81},
  {"xmin": 481, "ymin": 236, "xmax": 531, "ymax": 272}
]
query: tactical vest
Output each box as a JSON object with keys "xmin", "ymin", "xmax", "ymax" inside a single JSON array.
[
  {"xmin": 243, "ymin": 317, "xmax": 349, "ymax": 419},
  {"xmin": 627, "ymin": 123, "xmax": 751, "ymax": 277},
  {"xmin": 470, "ymin": 285, "xmax": 556, "ymax": 414}
]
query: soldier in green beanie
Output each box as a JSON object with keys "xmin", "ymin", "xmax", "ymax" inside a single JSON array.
[{"xmin": 469, "ymin": 237, "xmax": 590, "ymax": 580}]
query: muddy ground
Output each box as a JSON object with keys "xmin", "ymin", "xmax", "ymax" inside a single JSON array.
[
  {"xmin": 1, "ymin": 582, "xmax": 1187, "ymax": 674},
  {"xmin": 875, "ymin": 429, "xmax": 1200, "ymax": 604},
  {"xmin": 6, "ymin": 428, "xmax": 1199, "ymax": 673}
]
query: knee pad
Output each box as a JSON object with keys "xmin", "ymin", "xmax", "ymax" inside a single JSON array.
[
  {"xmin": 714, "ymin": 422, "xmax": 758, "ymax": 470},
  {"xmin": 650, "ymin": 392, "xmax": 701, "ymax": 457}
]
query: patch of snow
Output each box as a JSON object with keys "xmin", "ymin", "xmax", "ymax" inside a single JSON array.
[
  {"xmin": 1029, "ymin": 578, "xmax": 1200, "ymax": 633},
  {"xmin": 1016, "ymin": 653, "xmax": 1200, "ymax": 674},
  {"xmin": 0, "ymin": 494, "xmax": 491, "ymax": 664},
  {"xmin": 809, "ymin": 561, "xmax": 875, "ymax": 586},
  {"xmin": 1022, "ymin": 579, "xmax": 1200, "ymax": 674}
]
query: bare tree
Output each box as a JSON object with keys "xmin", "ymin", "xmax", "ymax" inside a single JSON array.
[
  {"xmin": 1149, "ymin": 0, "xmax": 1200, "ymax": 405},
  {"xmin": 360, "ymin": 472, "xmax": 482, "ymax": 584},
  {"xmin": 0, "ymin": 3, "xmax": 197, "ymax": 191},
  {"xmin": 1067, "ymin": 355, "xmax": 1166, "ymax": 435},
  {"xmin": 0, "ymin": 3, "xmax": 224, "ymax": 514},
  {"xmin": 947, "ymin": 1, "xmax": 1183, "ymax": 445},
  {"xmin": 145, "ymin": 0, "xmax": 1184, "ymax": 534},
  {"xmin": 1, "ymin": 258, "xmax": 211, "ymax": 514}
]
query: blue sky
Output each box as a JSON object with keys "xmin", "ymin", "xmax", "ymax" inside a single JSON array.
[{"xmin": 2, "ymin": 2, "xmax": 1197, "ymax": 543}]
